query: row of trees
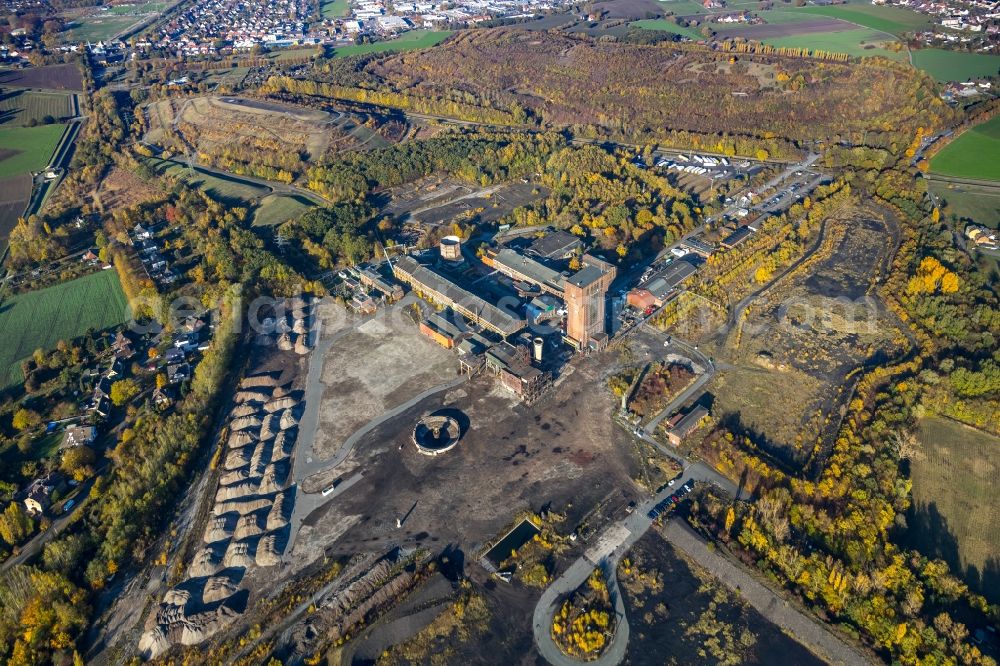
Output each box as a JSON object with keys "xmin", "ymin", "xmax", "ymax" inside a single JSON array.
[{"xmin": 260, "ymin": 75, "xmax": 525, "ymax": 127}]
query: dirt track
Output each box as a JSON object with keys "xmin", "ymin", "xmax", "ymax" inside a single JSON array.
[{"xmin": 661, "ymin": 521, "xmax": 874, "ymax": 666}]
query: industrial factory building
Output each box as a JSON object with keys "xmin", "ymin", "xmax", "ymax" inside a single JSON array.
[
  {"xmin": 359, "ymin": 267, "xmax": 404, "ymax": 302},
  {"xmin": 482, "ymin": 245, "xmax": 616, "ymax": 349},
  {"xmin": 482, "ymin": 247, "xmax": 567, "ymax": 297},
  {"xmin": 392, "ymin": 256, "xmax": 525, "ymax": 337},
  {"xmin": 527, "ymin": 230, "xmax": 583, "ymax": 259},
  {"xmin": 627, "ymin": 259, "xmax": 696, "ymax": 310},
  {"xmin": 485, "ymin": 341, "xmax": 551, "ymax": 403},
  {"xmin": 419, "ymin": 311, "xmax": 467, "ymax": 349}
]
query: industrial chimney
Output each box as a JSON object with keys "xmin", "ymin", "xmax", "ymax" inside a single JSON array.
[{"xmin": 532, "ymin": 337, "xmax": 544, "ymax": 363}]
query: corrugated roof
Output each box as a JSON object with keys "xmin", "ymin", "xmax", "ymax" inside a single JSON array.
[
  {"xmin": 394, "ymin": 256, "xmax": 524, "ymax": 336},
  {"xmin": 492, "ymin": 248, "xmax": 567, "ymax": 293}
]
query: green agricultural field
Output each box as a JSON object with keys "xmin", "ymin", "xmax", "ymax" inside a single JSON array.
[
  {"xmin": 791, "ymin": 2, "xmax": 929, "ymax": 36},
  {"xmin": 761, "ymin": 28, "xmax": 906, "ymax": 61},
  {"xmin": 64, "ymin": 15, "xmax": 138, "ymax": 42},
  {"xmin": 930, "ymin": 115, "xmax": 1000, "ymax": 182},
  {"xmin": 908, "ymin": 416, "xmax": 1000, "ymax": 599},
  {"xmin": 631, "ymin": 19, "xmax": 706, "ymax": 40},
  {"xmin": 144, "ymin": 157, "xmax": 271, "ymax": 203},
  {"xmin": 0, "ymin": 271, "xmax": 131, "ymax": 390},
  {"xmin": 657, "ymin": 0, "xmax": 708, "ymax": 14},
  {"xmin": 0, "ymin": 124, "xmax": 65, "ymax": 179},
  {"xmin": 664, "ymin": 0, "xmax": 710, "ymax": 14},
  {"xmin": 0, "ymin": 90, "xmax": 73, "ymax": 126},
  {"xmin": 106, "ymin": 1, "xmax": 168, "ymax": 15},
  {"xmin": 930, "ymin": 181, "xmax": 1000, "ymax": 228},
  {"xmin": 746, "ymin": 9, "xmax": 841, "ymax": 25},
  {"xmin": 253, "ymin": 194, "xmax": 315, "ymax": 227},
  {"xmin": 321, "ymin": 0, "xmax": 350, "ymax": 19},
  {"xmin": 911, "ymin": 49, "xmax": 1000, "ymax": 82},
  {"xmin": 331, "ymin": 30, "xmax": 452, "ymax": 58}
]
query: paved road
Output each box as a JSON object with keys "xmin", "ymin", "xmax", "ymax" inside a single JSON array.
[{"xmin": 532, "ymin": 468, "xmax": 706, "ymax": 666}]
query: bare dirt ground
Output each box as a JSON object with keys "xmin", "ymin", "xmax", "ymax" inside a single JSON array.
[
  {"xmin": 143, "ymin": 95, "xmax": 352, "ymax": 161},
  {"xmin": 288, "ymin": 347, "xmax": 643, "ymax": 575},
  {"xmin": 621, "ymin": 529, "xmax": 829, "ymax": 666},
  {"xmin": 381, "ymin": 176, "xmax": 545, "ymax": 228},
  {"xmin": 0, "ymin": 173, "xmax": 31, "ymax": 245},
  {"xmin": 310, "ymin": 313, "xmax": 458, "ymax": 462},
  {"xmin": 698, "ymin": 207, "xmax": 902, "ymax": 470},
  {"xmin": 92, "ymin": 166, "xmax": 163, "ymax": 212},
  {"xmin": 0, "ymin": 63, "xmax": 84, "ymax": 90}
]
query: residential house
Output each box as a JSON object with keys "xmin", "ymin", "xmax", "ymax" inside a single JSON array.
[
  {"xmin": 167, "ymin": 362, "xmax": 191, "ymax": 384},
  {"xmin": 23, "ymin": 475, "xmax": 58, "ymax": 515},
  {"xmin": 153, "ymin": 386, "xmax": 174, "ymax": 410},
  {"xmin": 164, "ymin": 347, "xmax": 186, "ymax": 365},
  {"xmin": 133, "ymin": 223, "xmax": 152, "ymax": 241},
  {"xmin": 112, "ymin": 331, "xmax": 134, "ymax": 359},
  {"xmin": 106, "ymin": 357, "xmax": 125, "ymax": 380},
  {"xmin": 91, "ymin": 396, "xmax": 111, "ymax": 418},
  {"xmin": 62, "ymin": 425, "xmax": 96, "ymax": 449}
]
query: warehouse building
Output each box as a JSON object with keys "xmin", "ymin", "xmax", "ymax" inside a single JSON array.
[
  {"xmin": 392, "ymin": 256, "xmax": 525, "ymax": 337},
  {"xmin": 528, "ymin": 230, "xmax": 583, "ymax": 259},
  {"xmin": 359, "ymin": 267, "xmax": 404, "ymax": 302},
  {"xmin": 666, "ymin": 405, "xmax": 709, "ymax": 446},
  {"xmin": 419, "ymin": 311, "xmax": 468, "ymax": 349},
  {"xmin": 627, "ymin": 259, "xmax": 697, "ymax": 310},
  {"xmin": 482, "ymin": 247, "xmax": 567, "ymax": 297}
]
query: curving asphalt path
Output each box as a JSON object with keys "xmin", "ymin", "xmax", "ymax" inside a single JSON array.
[{"xmin": 532, "ymin": 465, "xmax": 707, "ymax": 666}]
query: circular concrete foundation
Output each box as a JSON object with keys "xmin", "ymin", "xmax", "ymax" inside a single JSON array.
[{"xmin": 413, "ymin": 414, "xmax": 461, "ymax": 456}]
